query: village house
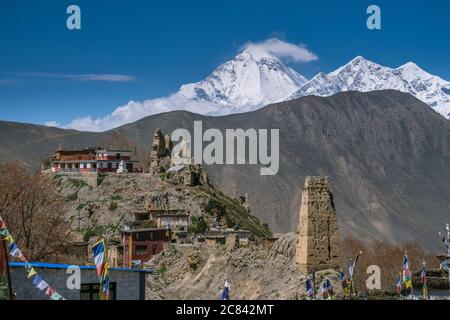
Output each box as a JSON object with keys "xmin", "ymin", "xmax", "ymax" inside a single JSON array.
[
  {"xmin": 154, "ymin": 210, "xmax": 190, "ymax": 231},
  {"xmin": 121, "ymin": 228, "xmax": 171, "ymax": 268},
  {"xmin": 50, "ymin": 147, "xmax": 139, "ymax": 174},
  {"xmin": 207, "ymin": 228, "xmax": 252, "ymax": 244},
  {"xmin": 205, "ymin": 235, "xmax": 226, "ymax": 246},
  {"xmin": 155, "ymin": 210, "xmax": 190, "ymax": 242}
]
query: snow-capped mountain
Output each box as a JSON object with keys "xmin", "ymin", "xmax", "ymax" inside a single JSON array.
[
  {"xmin": 178, "ymin": 45, "xmax": 307, "ymax": 113},
  {"xmin": 63, "ymin": 45, "xmax": 309, "ymax": 131},
  {"xmin": 290, "ymin": 56, "xmax": 450, "ymax": 118},
  {"xmin": 62, "ymin": 51, "xmax": 450, "ymax": 132}
]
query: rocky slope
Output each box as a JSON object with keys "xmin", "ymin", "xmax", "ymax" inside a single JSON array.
[
  {"xmin": 54, "ymin": 172, "xmax": 271, "ymax": 243},
  {"xmin": 145, "ymin": 233, "xmax": 341, "ymax": 300}
]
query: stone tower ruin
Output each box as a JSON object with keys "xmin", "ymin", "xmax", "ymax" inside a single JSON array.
[
  {"xmin": 296, "ymin": 176, "xmax": 340, "ymax": 274},
  {"xmin": 150, "ymin": 128, "xmax": 172, "ymax": 174}
]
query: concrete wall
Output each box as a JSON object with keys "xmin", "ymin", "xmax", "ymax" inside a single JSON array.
[{"xmin": 9, "ymin": 267, "xmax": 146, "ymax": 300}]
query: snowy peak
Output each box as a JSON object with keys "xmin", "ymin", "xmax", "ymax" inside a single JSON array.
[
  {"xmin": 178, "ymin": 45, "xmax": 307, "ymax": 113},
  {"xmin": 239, "ymin": 44, "xmax": 280, "ymax": 62},
  {"xmin": 291, "ymin": 56, "xmax": 450, "ymax": 118},
  {"xmin": 328, "ymin": 55, "xmax": 383, "ymax": 76},
  {"xmin": 396, "ymin": 61, "xmax": 439, "ymax": 82}
]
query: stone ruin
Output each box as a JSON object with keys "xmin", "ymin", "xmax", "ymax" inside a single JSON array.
[
  {"xmin": 149, "ymin": 128, "xmax": 209, "ymax": 186},
  {"xmin": 296, "ymin": 176, "xmax": 340, "ymax": 274},
  {"xmin": 150, "ymin": 128, "xmax": 173, "ymax": 175}
]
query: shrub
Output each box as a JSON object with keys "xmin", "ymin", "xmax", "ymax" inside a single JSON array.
[
  {"xmin": 108, "ymin": 201, "xmax": 118, "ymax": 211},
  {"xmin": 157, "ymin": 265, "xmax": 167, "ymax": 277},
  {"xmin": 111, "ymin": 194, "xmax": 122, "ymax": 201},
  {"xmin": 189, "ymin": 216, "xmax": 209, "ymax": 235},
  {"xmin": 76, "ymin": 202, "xmax": 87, "ymax": 211},
  {"xmin": 66, "ymin": 192, "xmax": 78, "ymax": 201},
  {"xmin": 204, "ymin": 197, "xmax": 226, "ymax": 219}
]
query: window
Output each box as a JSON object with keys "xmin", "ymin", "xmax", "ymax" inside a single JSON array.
[
  {"xmin": 135, "ymin": 245, "xmax": 147, "ymax": 255},
  {"xmin": 107, "ymin": 163, "xmax": 112, "ymax": 169},
  {"xmin": 80, "ymin": 282, "xmax": 116, "ymax": 300},
  {"xmin": 116, "ymin": 153, "xmax": 121, "ymax": 159}
]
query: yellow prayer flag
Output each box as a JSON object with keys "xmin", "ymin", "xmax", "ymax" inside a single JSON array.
[
  {"xmin": 405, "ymin": 280, "xmax": 412, "ymax": 289},
  {"xmin": 4, "ymin": 234, "xmax": 14, "ymax": 244},
  {"xmin": 27, "ymin": 268, "xmax": 37, "ymax": 279}
]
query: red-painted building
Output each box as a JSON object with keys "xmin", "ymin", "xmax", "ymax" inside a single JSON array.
[
  {"xmin": 121, "ymin": 228, "xmax": 171, "ymax": 268},
  {"xmin": 50, "ymin": 147, "xmax": 139, "ymax": 173}
]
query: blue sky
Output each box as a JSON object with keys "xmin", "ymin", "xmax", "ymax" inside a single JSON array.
[{"xmin": 0, "ymin": 0, "xmax": 449, "ymax": 129}]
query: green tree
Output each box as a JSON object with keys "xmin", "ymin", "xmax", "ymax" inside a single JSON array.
[{"xmin": 189, "ymin": 216, "xmax": 209, "ymax": 235}]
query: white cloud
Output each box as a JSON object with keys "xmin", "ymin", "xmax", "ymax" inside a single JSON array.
[
  {"xmin": 19, "ymin": 72, "xmax": 136, "ymax": 82},
  {"xmin": 63, "ymin": 94, "xmax": 227, "ymax": 132},
  {"xmin": 244, "ymin": 38, "xmax": 318, "ymax": 63},
  {"xmin": 44, "ymin": 121, "xmax": 60, "ymax": 127},
  {"xmin": 0, "ymin": 79, "xmax": 18, "ymax": 86},
  {"xmin": 64, "ymin": 74, "xmax": 136, "ymax": 82}
]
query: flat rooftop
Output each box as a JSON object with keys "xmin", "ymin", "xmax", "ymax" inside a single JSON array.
[{"xmin": 9, "ymin": 261, "xmax": 154, "ymax": 273}]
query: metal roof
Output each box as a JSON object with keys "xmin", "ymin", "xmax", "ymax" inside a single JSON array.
[{"xmin": 9, "ymin": 262, "xmax": 154, "ymax": 273}]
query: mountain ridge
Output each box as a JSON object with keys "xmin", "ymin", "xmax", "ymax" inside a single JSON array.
[{"xmin": 291, "ymin": 56, "xmax": 450, "ymax": 118}]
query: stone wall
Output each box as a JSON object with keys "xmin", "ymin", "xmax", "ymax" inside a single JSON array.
[
  {"xmin": 56, "ymin": 172, "xmax": 99, "ymax": 187},
  {"xmin": 296, "ymin": 176, "xmax": 340, "ymax": 274}
]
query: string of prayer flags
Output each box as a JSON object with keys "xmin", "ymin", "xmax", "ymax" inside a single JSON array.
[{"xmin": 0, "ymin": 213, "xmax": 65, "ymax": 300}]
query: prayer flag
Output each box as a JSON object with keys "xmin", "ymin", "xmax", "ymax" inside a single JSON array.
[
  {"xmin": 27, "ymin": 268, "xmax": 37, "ymax": 279},
  {"xmin": 305, "ymin": 278, "xmax": 314, "ymax": 300},
  {"xmin": 50, "ymin": 291, "xmax": 63, "ymax": 300},
  {"xmin": 402, "ymin": 254, "xmax": 413, "ymax": 289}
]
